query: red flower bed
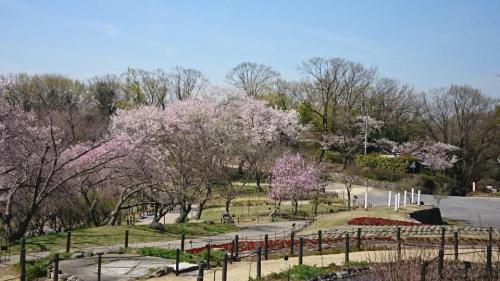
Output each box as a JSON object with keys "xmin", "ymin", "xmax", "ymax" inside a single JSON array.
[{"xmin": 348, "ymin": 217, "xmax": 421, "ymax": 226}]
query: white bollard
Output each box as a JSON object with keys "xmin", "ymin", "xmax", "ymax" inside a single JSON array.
[
  {"xmin": 388, "ymin": 191, "xmax": 392, "ymax": 207},
  {"xmin": 364, "ymin": 192, "xmax": 368, "ymax": 209},
  {"xmin": 417, "ymin": 190, "xmax": 421, "ymax": 205},
  {"xmin": 394, "ymin": 194, "xmax": 398, "ymax": 211},
  {"xmin": 403, "ymin": 190, "xmax": 407, "ymax": 207},
  {"xmin": 472, "ymin": 181, "xmax": 476, "ymax": 192},
  {"xmin": 411, "ymin": 188, "xmax": 415, "ymax": 204},
  {"xmin": 397, "ymin": 193, "xmax": 401, "ymax": 209}
]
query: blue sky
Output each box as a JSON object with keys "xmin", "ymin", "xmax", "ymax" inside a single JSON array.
[{"xmin": 1, "ymin": 0, "xmax": 499, "ymax": 97}]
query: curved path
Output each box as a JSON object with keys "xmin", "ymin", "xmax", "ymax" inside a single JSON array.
[
  {"xmin": 150, "ymin": 248, "xmax": 499, "ymax": 281},
  {"xmin": 3, "ymin": 220, "xmax": 306, "ymax": 265}
]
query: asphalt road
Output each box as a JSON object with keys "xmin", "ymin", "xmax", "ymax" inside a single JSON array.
[{"xmin": 361, "ymin": 188, "xmax": 500, "ymax": 228}]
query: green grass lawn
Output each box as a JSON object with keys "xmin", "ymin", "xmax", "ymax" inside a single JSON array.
[
  {"xmin": 7, "ymin": 222, "xmax": 238, "ymax": 254},
  {"xmin": 201, "ymin": 201, "xmax": 346, "ymax": 223},
  {"xmin": 301, "ymin": 206, "xmax": 422, "ymax": 234}
]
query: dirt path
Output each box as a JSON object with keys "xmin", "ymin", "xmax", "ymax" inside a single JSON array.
[
  {"xmin": 150, "ymin": 248, "xmax": 498, "ymax": 281},
  {"xmin": 5, "ymin": 220, "xmax": 306, "ymax": 265}
]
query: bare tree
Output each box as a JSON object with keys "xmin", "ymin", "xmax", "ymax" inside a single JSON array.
[
  {"xmin": 420, "ymin": 85, "xmax": 498, "ymax": 194},
  {"xmin": 89, "ymin": 75, "xmax": 122, "ymax": 116},
  {"xmin": 332, "ymin": 172, "xmax": 356, "ymax": 211},
  {"xmin": 169, "ymin": 66, "xmax": 207, "ymax": 101},
  {"xmin": 122, "ymin": 68, "xmax": 170, "ymax": 109},
  {"xmin": 296, "ymin": 57, "xmax": 349, "ymax": 135},
  {"xmin": 226, "ymin": 62, "xmax": 279, "ymax": 97}
]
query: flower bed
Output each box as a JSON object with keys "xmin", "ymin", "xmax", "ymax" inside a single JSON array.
[{"xmin": 348, "ymin": 217, "xmax": 421, "ymax": 226}]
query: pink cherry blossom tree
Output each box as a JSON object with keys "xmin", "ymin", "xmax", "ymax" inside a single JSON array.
[
  {"xmin": 111, "ymin": 99, "xmax": 235, "ymax": 222},
  {"xmin": 269, "ymin": 153, "xmax": 319, "ymax": 216},
  {"xmin": 0, "ymin": 105, "xmax": 125, "ymax": 240},
  {"xmin": 227, "ymin": 95, "xmax": 304, "ymax": 191},
  {"xmin": 394, "ymin": 141, "xmax": 459, "ymax": 173}
]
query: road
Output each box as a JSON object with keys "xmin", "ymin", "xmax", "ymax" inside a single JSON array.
[{"xmin": 326, "ymin": 183, "xmax": 500, "ymax": 228}]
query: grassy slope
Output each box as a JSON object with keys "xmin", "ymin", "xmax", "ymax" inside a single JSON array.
[
  {"xmin": 8, "ymin": 223, "xmax": 238, "ymax": 253},
  {"xmin": 301, "ymin": 206, "xmax": 422, "ymax": 234}
]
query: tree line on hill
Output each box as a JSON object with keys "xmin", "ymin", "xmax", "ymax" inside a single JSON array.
[{"xmin": 0, "ymin": 58, "xmax": 498, "ymax": 241}]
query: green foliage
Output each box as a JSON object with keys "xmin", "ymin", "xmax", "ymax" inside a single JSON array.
[
  {"xmin": 15, "ymin": 252, "xmax": 71, "ymax": 281},
  {"xmin": 356, "ymin": 154, "xmax": 411, "ymax": 173},
  {"xmin": 418, "ymin": 173, "xmax": 455, "ymax": 195},
  {"xmin": 324, "ymin": 151, "xmax": 343, "ymax": 164},
  {"xmin": 250, "ymin": 264, "xmax": 339, "ymax": 281},
  {"xmin": 232, "ymin": 198, "xmax": 272, "ymax": 206},
  {"xmin": 296, "ymin": 103, "xmax": 322, "ymax": 130},
  {"xmin": 359, "ymin": 168, "xmax": 404, "ymax": 182},
  {"xmin": 137, "ymin": 247, "xmax": 224, "ymax": 267}
]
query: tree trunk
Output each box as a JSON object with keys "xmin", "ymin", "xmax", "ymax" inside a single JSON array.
[
  {"xmin": 238, "ymin": 159, "xmax": 244, "ymax": 175},
  {"xmin": 347, "ymin": 190, "xmax": 351, "ymax": 211},
  {"xmin": 177, "ymin": 202, "xmax": 192, "ymax": 223},
  {"xmin": 256, "ymin": 171, "xmax": 262, "ymax": 192},
  {"xmin": 196, "ymin": 188, "xmax": 212, "ymax": 220},
  {"xmin": 108, "ymin": 209, "xmax": 120, "ymax": 226},
  {"xmin": 225, "ymin": 198, "xmax": 232, "ymax": 213},
  {"xmin": 293, "ymin": 199, "xmax": 298, "ymax": 217},
  {"xmin": 153, "ymin": 203, "xmax": 158, "ymax": 222}
]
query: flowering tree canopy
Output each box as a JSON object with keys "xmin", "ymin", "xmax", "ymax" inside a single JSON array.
[
  {"xmin": 395, "ymin": 141, "xmax": 459, "ymax": 171},
  {"xmin": 227, "ymin": 95, "xmax": 304, "ymax": 189},
  {"xmin": 269, "ymin": 154, "xmax": 319, "ymax": 203},
  {"xmin": 0, "ymin": 105, "xmax": 125, "ymax": 239}
]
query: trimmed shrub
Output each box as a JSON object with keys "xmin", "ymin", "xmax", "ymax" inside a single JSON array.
[{"xmin": 356, "ymin": 154, "xmax": 411, "ymax": 173}]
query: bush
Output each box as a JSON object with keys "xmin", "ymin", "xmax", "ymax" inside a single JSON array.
[
  {"xmin": 477, "ymin": 178, "xmax": 499, "ymax": 192},
  {"xmin": 359, "ymin": 168, "xmax": 404, "ymax": 182},
  {"xmin": 418, "ymin": 174, "xmax": 455, "ymax": 194},
  {"xmin": 138, "ymin": 247, "xmax": 225, "ymax": 267},
  {"xmin": 15, "ymin": 252, "xmax": 70, "ymax": 281},
  {"xmin": 324, "ymin": 151, "xmax": 343, "ymax": 164},
  {"xmin": 232, "ymin": 198, "xmax": 272, "ymax": 206},
  {"xmin": 252, "ymin": 264, "xmax": 330, "ymax": 281},
  {"xmin": 356, "ymin": 154, "xmax": 411, "ymax": 173}
]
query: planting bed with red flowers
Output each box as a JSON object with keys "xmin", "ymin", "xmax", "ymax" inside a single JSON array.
[{"xmin": 347, "ymin": 217, "xmax": 421, "ymax": 226}]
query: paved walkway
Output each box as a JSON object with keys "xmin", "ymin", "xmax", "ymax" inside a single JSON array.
[
  {"xmin": 5, "ymin": 220, "xmax": 306, "ymax": 264},
  {"xmin": 150, "ymin": 248, "xmax": 499, "ymax": 281}
]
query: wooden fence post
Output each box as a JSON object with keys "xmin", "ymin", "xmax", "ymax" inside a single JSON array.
[
  {"xmin": 298, "ymin": 237, "xmax": 304, "ymax": 265},
  {"xmin": 52, "ymin": 253, "xmax": 59, "ymax": 281},
  {"xmin": 222, "ymin": 253, "xmax": 228, "ymax": 281},
  {"xmin": 97, "ymin": 253, "xmax": 102, "ymax": 281},
  {"xmin": 438, "ymin": 248, "xmax": 444, "ymax": 279},
  {"xmin": 345, "ymin": 233, "xmax": 350, "ymax": 263},
  {"xmin": 318, "ymin": 230, "xmax": 322, "ymax": 253},
  {"xmin": 264, "ymin": 234, "xmax": 269, "ymax": 260},
  {"xmin": 396, "ymin": 227, "xmax": 401, "ymax": 261},
  {"xmin": 256, "ymin": 246, "xmax": 262, "ymax": 278},
  {"xmin": 357, "ymin": 228, "xmax": 362, "ymax": 251},
  {"xmin": 290, "ymin": 231, "xmax": 295, "ymax": 255},
  {"xmin": 454, "ymin": 231, "xmax": 459, "ymax": 261},
  {"xmin": 124, "ymin": 230, "xmax": 129, "ymax": 248},
  {"xmin": 234, "ymin": 235, "xmax": 239, "ymax": 257},
  {"xmin": 20, "ymin": 238, "xmax": 26, "ymax": 281},
  {"xmin": 196, "ymin": 261, "xmax": 205, "ymax": 281},
  {"xmin": 486, "ymin": 244, "xmax": 492, "ymax": 279},
  {"xmin": 66, "ymin": 231, "xmax": 71, "ymax": 253},
  {"xmin": 175, "ymin": 249, "xmax": 180, "ymax": 276},
  {"xmin": 440, "ymin": 226, "xmax": 445, "ymax": 251},
  {"xmin": 206, "ymin": 243, "xmax": 211, "ymax": 269}
]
